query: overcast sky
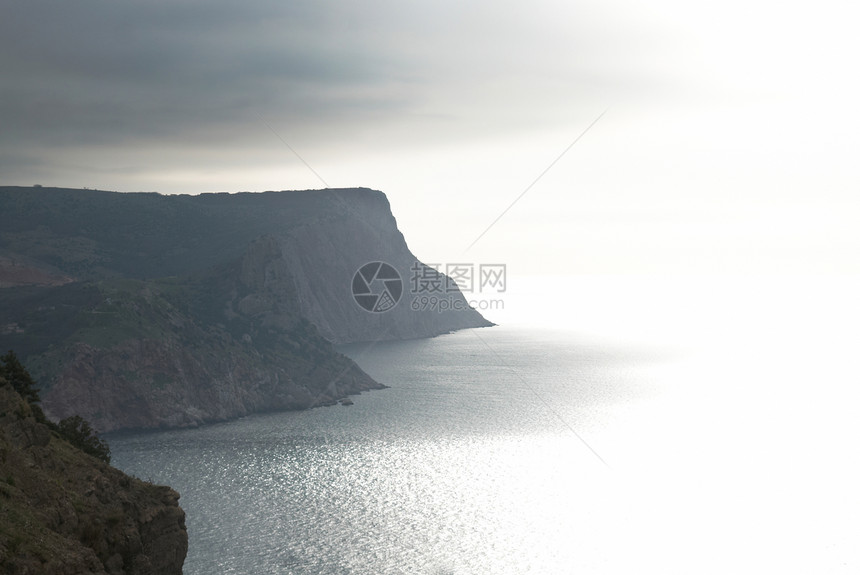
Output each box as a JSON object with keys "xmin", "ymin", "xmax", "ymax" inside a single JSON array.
[{"xmin": 2, "ymin": 0, "xmax": 859, "ymax": 276}]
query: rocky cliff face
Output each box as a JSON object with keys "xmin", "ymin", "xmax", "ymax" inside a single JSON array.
[
  {"xmin": 0, "ymin": 383, "xmax": 187, "ymax": 573},
  {"xmin": 276, "ymin": 190, "xmax": 493, "ymax": 343},
  {"xmin": 0, "ymin": 186, "xmax": 490, "ymax": 432},
  {"xmin": 39, "ymin": 335, "xmax": 378, "ymax": 433},
  {"xmin": 30, "ymin": 237, "xmax": 382, "ymax": 433}
]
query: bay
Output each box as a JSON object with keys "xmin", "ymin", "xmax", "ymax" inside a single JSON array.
[{"xmin": 109, "ymin": 276, "xmax": 860, "ymax": 574}]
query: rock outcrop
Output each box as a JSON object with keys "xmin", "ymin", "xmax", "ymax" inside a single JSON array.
[{"xmin": 0, "ymin": 382, "xmax": 187, "ymax": 573}]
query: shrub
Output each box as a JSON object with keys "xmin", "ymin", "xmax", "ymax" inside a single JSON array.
[
  {"xmin": 57, "ymin": 415, "xmax": 111, "ymax": 464},
  {"xmin": 1, "ymin": 350, "xmax": 111, "ymax": 464},
  {"xmin": 0, "ymin": 350, "xmax": 41, "ymax": 407}
]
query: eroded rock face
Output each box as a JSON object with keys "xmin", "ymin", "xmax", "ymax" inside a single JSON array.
[
  {"xmin": 40, "ymin": 337, "xmax": 379, "ymax": 433},
  {"xmin": 0, "ymin": 255, "xmax": 74, "ymax": 288},
  {"xmin": 0, "ymin": 187, "xmax": 489, "ymax": 432},
  {"xmin": 275, "ymin": 191, "xmax": 494, "ymax": 343},
  {"xmin": 0, "ymin": 384, "xmax": 188, "ymax": 574},
  {"xmin": 38, "ymin": 236, "xmax": 381, "ymax": 433}
]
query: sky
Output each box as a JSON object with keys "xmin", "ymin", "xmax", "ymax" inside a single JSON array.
[{"xmin": 2, "ymin": 0, "xmax": 859, "ymax": 277}]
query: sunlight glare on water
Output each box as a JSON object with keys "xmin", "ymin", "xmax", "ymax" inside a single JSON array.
[{"xmin": 109, "ymin": 275, "xmax": 860, "ymax": 574}]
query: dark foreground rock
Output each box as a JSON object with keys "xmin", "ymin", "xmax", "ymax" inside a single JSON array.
[{"xmin": 0, "ymin": 383, "xmax": 187, "ymax": 574}]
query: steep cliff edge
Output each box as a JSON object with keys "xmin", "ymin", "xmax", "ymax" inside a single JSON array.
[
  {"xmin": 0, "ymin": 383, "xmax": 187, "ymax": 573},
  {"xmin": 0, "ymin": 186, "xmax": 492, "ymax": 343},
  {"xmin": 275, "ymin": 190, "xmax": 493, "ymax": 343},
  {"xmin": 0, "ymin": 186, "xmax": 491, "ymax": 432}
]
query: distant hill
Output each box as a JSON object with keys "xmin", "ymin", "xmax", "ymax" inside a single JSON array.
[
  {"xmin": 0, "ymin": 186, "xmax": 491, "ymax": 341},
  {"xmin": 0, "ymin": 187, "xmax": 491, "ymax": 431},
  {"xmin": 1, "ymin": 187, "xmax": 360, "ymax": 281}
]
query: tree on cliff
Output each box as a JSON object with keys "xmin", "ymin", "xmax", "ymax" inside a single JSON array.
[
  {"xmin": 0, "ymin": 349, "xmax": 41, "ymax": 408},
  {"xmin": 57, "ymin": 415, "xmax": 112, "ymax": 464},
  {"xmin": 1, "ymin": 350, "xmax": 111, "ymax": 464}
]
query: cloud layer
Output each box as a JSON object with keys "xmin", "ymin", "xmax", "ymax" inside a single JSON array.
[
  {"xmin": 3, "ymin": 0, "xmax": 858, "ymax": 273},
  {"xmin": 1, "ymin": 1, "xmax": 659, "ymax": 181}
]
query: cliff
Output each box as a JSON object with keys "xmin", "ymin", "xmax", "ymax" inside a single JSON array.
[
  {"xmin": 0, "ymin": 382, "xmax": 187, "ymax": 573},
  {"xmin": 270, "ymin": 190, "xmax": 493, "ymax": 343},
  {"xmin": 0, "ymin": 186, "xmax": 491, "ymax": 342},
  {"xmin": 0, "ymin": 187, "xmax": 491, "ymax": 432},
  {"xmin": 1, "ymin": 237, "xmax": 381, "ymax": 433}
]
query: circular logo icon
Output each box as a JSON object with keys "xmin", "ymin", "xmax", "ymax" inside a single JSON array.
[{"xmin": 351, "ymin": 262, "xmax": 403, "ymax": 313}]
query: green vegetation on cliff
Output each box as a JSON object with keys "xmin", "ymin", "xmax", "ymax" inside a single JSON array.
[
  {"xmin": 0, "ymin": 373, "xmax": 187, "ymax": 573},
  {"xmin": 1, "ymin": 351, "xmax": 111, "ymax": 463}
]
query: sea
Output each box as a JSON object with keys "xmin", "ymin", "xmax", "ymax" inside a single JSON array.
[{"xmin": 109, "ymin": 275, "xmax": 860, "ymax": 574}]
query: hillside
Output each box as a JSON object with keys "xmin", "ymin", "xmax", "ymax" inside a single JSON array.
[
  {"xmin": 0, "ymin": 186, "xmax": 491, "ymax": 431},
  {"xmin": 0, "ymin": 382, "xmax": 187, "ymax": 573},
  {"xmin": 0, "ymin": 234, "xmax": 382, "ymax": 432}
]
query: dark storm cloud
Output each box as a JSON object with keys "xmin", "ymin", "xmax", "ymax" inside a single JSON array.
[
  {"xmin": 1, "ymin": 0, "xmax": 416, "ymax": 147},
  {"xmin": 1, "ymin": 0, "xmax": 659, "ymax": 187}
]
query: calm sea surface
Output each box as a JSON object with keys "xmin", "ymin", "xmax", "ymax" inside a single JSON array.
[{"xmin": 109, "ymin": 276, "xmax": 860, "ymax": 574}]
